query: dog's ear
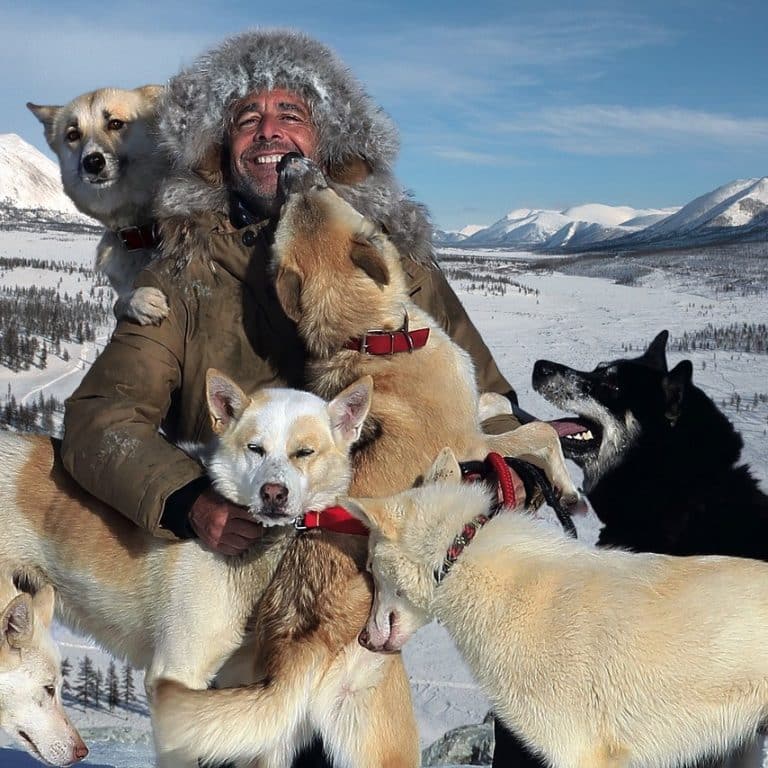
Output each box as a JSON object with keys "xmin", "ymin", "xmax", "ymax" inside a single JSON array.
[
  {"xmin": 327, "ymin": 156, "xmax": 371, "ymax": 186},
  {"xmin": 205, "ymin": 368, "xmax": 251, "ymax": 434},
  {"xmin": 642, "ymin": 330, "xmax": 669, "ymax": 372},
  {"xmin": 340, "ymin": 496, "xmax": 401, "ymax": 539},
  {"xmin": 133, "ymin": 84, "xmax": 165, "ymax": 103},
  {"xmin": 27, "ymin": 102, "xmax": 61, "ymax": 147},
  {"xmin": 274, "ymin": 266, "xmax": 303, "ymax": 322},
  {"xmin": 662, "ymin": 359, "xmax": 692, "ymax": 427},
  {"xmin": 1, "ymin": 593, "xmax": 34, "ymax": 649},
  {"xmin": 350, "ymin": 242, "xmax": 389, "ymax": 287},
  {"xmin": 32, "ymin": 585, "xmax": 56, "ymax": 630},
  {"xmin": 328, "ymin": 376, "xmax": 373, "ymax": 446},
  {"xmin": 424, "ymin": 448, "xmax": 462, "ymax": 485}
]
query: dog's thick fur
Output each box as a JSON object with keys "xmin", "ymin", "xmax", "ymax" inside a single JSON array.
[
  {"xmin": 0, "ymin": 376, "xmax": 372, "ymax": 768},
  {"xmin": 154, "ymin": 374, "xmax": 422, "ymax": 768},
  {"xmin": 346, "ymin": 449, "xmax": 768, "ymax": 768},
  {"xmin": 0, "ymin": 574, "xmax": 87, "ymax": 766},
  {"xmin": 272, "ymin": 155, "xmax": 578, "ymax": 501},
  {"xmin": 532, "ymin": 330, "xmax": 768, "ymax": 556},
  {"xmin": 28, "ymin": 86, "xmax": 169, "ymax": 325}
]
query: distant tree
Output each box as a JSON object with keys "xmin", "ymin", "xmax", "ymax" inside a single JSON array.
[
  {"xmin": 107, "ymin": 660, "xmax": 120, "ymax": 710},
  {"xmin": 122, "ymin": 662, "xmax": 136, "ymax": 705},
  {"xmin": 61, "ymin": 657, "xmax": 72, "ymax": 697},
  {"xmin": 75, "ymin": 656, "xmax": 95, "ymax": 708}
]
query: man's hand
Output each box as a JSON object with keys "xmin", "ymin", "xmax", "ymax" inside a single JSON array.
[{"xmin": 188, "ymin": 488, "xmax": 264, "ymax": 555}]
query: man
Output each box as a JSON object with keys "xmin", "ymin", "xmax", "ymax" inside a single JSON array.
[{"xmin": 61, "ymin": 28, "xmax": 536, "ymax": 767}]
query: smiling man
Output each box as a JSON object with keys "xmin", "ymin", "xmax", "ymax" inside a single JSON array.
[{"xmin": 61, "ymin": 28, "xmax": 527, "ymax": 768}]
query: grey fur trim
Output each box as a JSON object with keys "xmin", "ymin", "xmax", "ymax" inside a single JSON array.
[{"xmin": 155, "ymin": 27, "xmax": 434, "ymax": 264}]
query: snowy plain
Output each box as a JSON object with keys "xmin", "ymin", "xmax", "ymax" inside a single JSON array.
[{"xmin": 0, "ymin": 229, "xmax": 766, "ymax": 766}]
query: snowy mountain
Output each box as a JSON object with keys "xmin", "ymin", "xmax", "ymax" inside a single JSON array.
[
  {"xmin": 0, "ymin": 133, "xmax": 97, "ymax": 229},
  {"xmin": 460, "ymin": 202, "xmax": 676, "ymax": 250},
  {"xmin": 445, "ymin": 177, "xmax": 768, "ymax": 252}
]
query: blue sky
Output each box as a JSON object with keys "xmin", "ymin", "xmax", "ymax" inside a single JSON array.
[{"xmin": 2, "ymin": 0, "xmax": 766, "ymax": 230}]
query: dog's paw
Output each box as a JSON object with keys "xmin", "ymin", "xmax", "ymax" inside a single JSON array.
[{"xmin": 117, "ymin": 287, "xmax": 169, "ymax": 325}]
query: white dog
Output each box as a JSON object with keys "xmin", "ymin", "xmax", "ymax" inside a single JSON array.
[
  {"xmin": 346, "ymin": 448, "xmax": 768, "ymax": 768},
  {"xmin": 0, "ymin": 573, "xmax": 88, "ymax": 766},
  {"xmin": 0, "ymin": 372, "xmax": 370, "ymax": 768}
]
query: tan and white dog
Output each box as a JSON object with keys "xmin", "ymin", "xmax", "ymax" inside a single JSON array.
[
  {"xmin": 0, "ymin": 372, "xmax": 371, "ymax": 768},
  {"xmin": 0, "ymin": 573, "xmax": 88, "ymax": 766},
  {"xmin": 346, "ymin": 448, "xmax": 768, "ymax": 768},
  {"xmin": 28, "ymin": 86, "xmax": 169, "ymax": 325},
  {"xmin": 272, "ymin": 154, "xmax": 579, "ymax": 502}
]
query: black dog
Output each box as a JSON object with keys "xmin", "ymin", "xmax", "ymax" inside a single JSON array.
[{"xmin": 493, "ymin": 330, "xmax": 768, "ymax": 768}]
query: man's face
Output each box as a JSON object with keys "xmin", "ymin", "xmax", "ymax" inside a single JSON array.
[{"xmin": 228, "ymin": 89, "xmax": 319, "ymax": 215}]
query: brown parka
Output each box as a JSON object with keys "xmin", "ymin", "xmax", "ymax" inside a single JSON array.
[{"xmin": 61, "ymin": 211, "xmax": 521, "ymax": 537}]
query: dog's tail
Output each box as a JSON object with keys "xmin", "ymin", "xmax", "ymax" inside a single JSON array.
[{"xmin": 152, "ymin": 647, "xmax": 321, "ymax": 764}]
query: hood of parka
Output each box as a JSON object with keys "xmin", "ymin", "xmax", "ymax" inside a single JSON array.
[{"xmin": 156, "ymin": 28, "xmax": 434, "ymax": 264}]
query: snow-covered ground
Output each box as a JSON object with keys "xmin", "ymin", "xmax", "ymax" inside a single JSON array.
[{"xmin": 0, "ymin": 229, "xmax": 766, "ymax": 766}]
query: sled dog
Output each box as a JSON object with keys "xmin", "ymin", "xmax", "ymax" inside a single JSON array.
[
  {"xmin": 272, "ymin": 154, "xmax": 578, "ymax": 501},
  {"xmin": 348, "ymin": 448, "xmax": 768, "ymax": 768},
  {"xmin": 28, "ymin": 86, "xmax": 169, "ymax": 325},
  {"xmin": 533, "ymin": 330, "xmax": 768, "ymax": 555},
  {"xmin": 0, "ymin": 574, "xmax": 88, "ymax": 766},
  {"xmin": 0, "ymin": 374, "xmax": 370, "ymax": 768}
]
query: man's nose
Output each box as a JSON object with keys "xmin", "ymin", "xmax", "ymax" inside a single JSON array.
[{"xmin": 257, "ymin": 114, "xmax": 284, "ymax": 142}]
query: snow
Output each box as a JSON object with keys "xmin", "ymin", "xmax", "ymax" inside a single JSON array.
[
  {"xmin": 0, "ymin": 134, "xmax": 92, "ymax": 224},
  {"xmin": 0, "ymin": 228, "xmax": 767, "ymax": 766}
]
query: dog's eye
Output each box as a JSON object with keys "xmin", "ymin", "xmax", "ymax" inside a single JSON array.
[
  {"xmin": 293, "ymin": 447, "xmax": 315, "ymax": 459},
  {"xmin": 66, "ymin": 128, "xmax": 81, "ymax": 142},
  {"xmin": 107, "ymin": 119, "xmax": 125, "ymax": 131},
  {"xmin": 247, "ymin": 444, "xmax": 265, "ymax": 456},
  {"xmin": 44, "ymin": 685, "xmax": 55, "ymax": 698}
]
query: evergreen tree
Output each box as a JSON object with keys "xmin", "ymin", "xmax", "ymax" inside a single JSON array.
[
  {"xmin": 122, "ymin": 662, "xmax": 136, "ymax": 705},
  {"xmin": 107, "ymin": 660, "xmax": 120, "ymax": 710},
  {"xmin": 75, "ymin": 656, "xmax": 95, "ymax": 708},
  {"xmin": 61, "ymin": 657, "xmax": 72, "ymax": 697}
]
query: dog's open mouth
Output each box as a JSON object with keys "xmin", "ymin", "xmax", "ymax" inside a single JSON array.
[{"xmin": 548, "ymin": 417, "xmax": 602, "ymax": 459}]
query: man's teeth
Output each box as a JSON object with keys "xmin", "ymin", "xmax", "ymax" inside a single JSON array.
[
  {"xmin": 564, "ymin": 430, "xmax": 594, "ymax": 441},
  {"xmin": 255, "ymin": 154, "xmax": 284, "ymax": 164}
]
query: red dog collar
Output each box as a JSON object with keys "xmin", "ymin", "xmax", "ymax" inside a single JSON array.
[
  {"xmin": 115, "ymin": 223, "xmax": 160, "ymax": 251},
  {"xmin": 344, "ymin": 327, "xmax": 429, "ymax": 355},
  {"xmin": 295, "ymin": 505, "xmax": 369, "ymax": 536}
]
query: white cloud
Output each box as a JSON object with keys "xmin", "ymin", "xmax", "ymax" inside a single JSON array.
[{"xmin": 499, "ymin": 105, "xmax": 768, "ymax": 154}]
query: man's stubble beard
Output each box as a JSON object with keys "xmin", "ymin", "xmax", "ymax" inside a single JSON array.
[{"xmin": 230, "ymin": 164, "xmax": 282, "ymax": 218}]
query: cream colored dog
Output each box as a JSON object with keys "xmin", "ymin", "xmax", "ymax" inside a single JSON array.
[
  {"xmin": 0, "ymin": 373, "xmax": 369, "ymax": 768},
  {"xmin": 346, "ymin": 448, "xmax": 768, "ymax": 768},
  {"xmin": 28, "ymin": 86, "xmax": 169, "ymax": 325},
  {"xmin": 0, "ymin": 574, "xmax": 88, "ymax": 766}
]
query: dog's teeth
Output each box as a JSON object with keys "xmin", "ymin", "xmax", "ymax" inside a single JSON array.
[{"xmin": 584, "ymin": 430, "xmax": 594, "ymax": 440}]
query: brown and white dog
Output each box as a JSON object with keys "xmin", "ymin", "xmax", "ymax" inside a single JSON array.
[
  {"xmin": 0, "ymin": 574, "xmax": 88, "ymax": 766},
  {"xmin": 0, "ymin": 374, "xmax": 371, "ymax": 768},
  {"xmin": 347, "ymin": 448, "xmax": 768, "ymax": 768},
  {"xmin": 28, "ymin": 86, "xmax": 169, "ymax": 325}
]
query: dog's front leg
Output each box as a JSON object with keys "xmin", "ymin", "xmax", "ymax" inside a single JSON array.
[{"xmin": 486, "ymin": 422, "xmax": 580, "ymax": 507}]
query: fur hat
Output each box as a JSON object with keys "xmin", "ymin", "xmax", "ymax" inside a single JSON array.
[{"xmin": 157, "ymin": 28, "xmax": 433, "ymax": 263}]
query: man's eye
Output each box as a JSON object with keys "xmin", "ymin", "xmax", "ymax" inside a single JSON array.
[
  {"xmin": 66, "ymin": 129, "xmax": 81, "ymax": 142},
  {"xmin": 247, "ymin": 444, "xmax": 265, "ymax": 456},
  {"xmin": 294, "ymin": 447, "xmax": 315, "ymax": 459},
  {"xmin": 237, "ymin": 116, "xmax": 259, "ymax": 129}
]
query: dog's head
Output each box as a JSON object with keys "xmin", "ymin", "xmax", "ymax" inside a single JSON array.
[
  {"xmin": 200, "ymin": 370, "xmax": 372, "ymax": 526},
  {"xmin": 532, "ymin": 330, "xmax": 694, "ymax": 489},
  {"xmin": 27, "ymin": 85, "xmax": 166, "ymax": 227},
  {"xmin": 271, "ymin": 155, "xmax": 410, "ymax": 357},
  {"xmin": 343, "ymin": 448, "xmax": 494, "ymax": 653},
  {"xmin": 0, "ymin": 585, "xmax": 88, "ymax": 766}
]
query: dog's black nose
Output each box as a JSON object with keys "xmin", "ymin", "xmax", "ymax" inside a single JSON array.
[
  {"xmin": 260, "ymin": 483, "xmax": 288, "ymax": 507},
  {"xmin": 82, "ymin": 152, "xmax": 106, "ymax": 175},
  {"xmin": 532, "ymin": 360, "xmax": 559, "ymax": 384},
  {"xmin": 277, "ymin": 153, "xmax": 327, "ymax": 197}
]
